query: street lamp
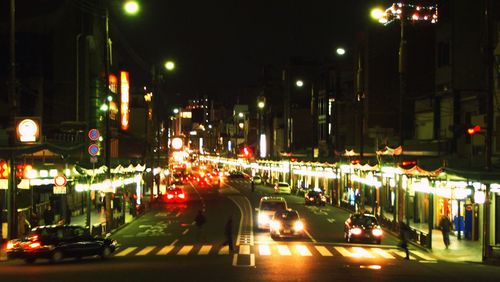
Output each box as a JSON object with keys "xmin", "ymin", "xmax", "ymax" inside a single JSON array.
[
  {"xmin": 123, "ymin": 0, "xmax": 140, "ymax": 15},
  {"xmin": 336, "ymin": 47, "xmax": 346, "ymax": 56},
  {"xmin": 257, "ymin": 97, "xmax": 266, "ymax": 158},
  {"xmin": 295, "ymin": 80, "xmax": 304, "ymax": 87},
  {"xmin": 165, "ymin": 60, "xmax": 175, "ymax": 71}
]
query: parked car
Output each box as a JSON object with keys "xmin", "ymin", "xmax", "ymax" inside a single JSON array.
[
  {"xmin": 274, "ymin": 182, "xmax": 292, "ymax": 194},
  {"xmin": 304, "ymin": 188, "xmax": 327, "ymax": 206},
  {"xmin": 5, "ymin": 225, "xmax": 117, "ymax": 264},
  {"xmin": 270, "ymin": 209, "xmax": 305, "ymax": 239},
  {"xmin": 256, "ymin": 197, "xmax": 288, "ymax": 230},
  {"xmin": 344, "ymin": 213, "xmax": 383, "ymax": 244}
]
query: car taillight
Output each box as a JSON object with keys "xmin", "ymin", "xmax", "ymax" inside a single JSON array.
[
  {"xmin": 372, "ymin": 228, "xmax": 383, "ymax": 237},
  {"xmin": 309, "ymin": 197, "xmax": 315, "ymax": 201},
  {"xmin": 350, "ymin": 228, "xmax": 362, "ymax": 235},
  {"xmin": 6, "ymin": 241, "xmax": 14, "ymax": 250},
  {"xmin": 167, "ymin": 194, "xmax": 174, "ymax": 199},
  {"xmin": 178, "ymin": 193, "xmax": 185, "ymax": 199},
  {"xmin": 28, "ymin": 242, "xmax": 41, "ymax": 249}
]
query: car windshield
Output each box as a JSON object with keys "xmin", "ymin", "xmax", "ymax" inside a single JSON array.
[
  {"xmin": 275, "ymin": 211, "xmax": 299, "ymax": 221},
  {"xmin": 351, "ymin": 215, "xmax": 378, "ymax": 226},
  {"xmin": 261, "ymin": 201, "xmax": 287, "ymax": 211}
]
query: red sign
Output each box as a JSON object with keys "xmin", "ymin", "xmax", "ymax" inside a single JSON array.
[
  {"xmin": 88, "ymin": 129, "xmax": 100, "ymax": 141},
  {"xmin": 54, "ymin": 175, "xmax": 67, "ymax": 187}
]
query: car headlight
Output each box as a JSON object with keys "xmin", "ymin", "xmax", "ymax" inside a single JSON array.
[
  {"xmin": 294, "ymin": 221, "xmax": 304, "ymax": 231},
  {"xmin": 270, "ymin": 220, "xmax": 281, "ymax": 230},
  {"xmin": 258, "ymin": 214, "xmax": 270, "ymax": 224},
  {"xmin": 350, "ymin": 227, "xmax": 362, "ymax": 235},
  {"xmin": 372, "ymin": 228, "xmax": 383, "ymax": 237}
]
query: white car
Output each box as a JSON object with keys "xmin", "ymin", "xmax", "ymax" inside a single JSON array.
[
  {"xmin": 256, "ymin": 197, "xmax": 288, "ymax": 230},
  {"xmin": 274, "ymin": 182, "xmax": 292, "ymax": 194}
]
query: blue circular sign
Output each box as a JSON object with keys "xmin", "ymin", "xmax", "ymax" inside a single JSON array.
[
  {"xmin": 88, "ymin": 129, "xmax": 100, "ymax": 141},
  {"xmin": 88, "ymin": 144, "xmax": 100, "ymax": 156}
]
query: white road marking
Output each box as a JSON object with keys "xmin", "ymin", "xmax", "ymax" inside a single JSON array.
[
  {"xmin": 410, "ymin": 250, "xmax": 436, "ymax": 261},
  {"xmin": 295, "ymin": 245, "xmax": 312, "ymax": 256},
  {"xmin": 352, "ymin": 247, "xmax": 375, "ymax": 258},
  {"xmin": 239, "ymin": 244, "xmax": 250, "ymax": 255},
  {"xmin": 170, "ymin": 239, "xmax": 179, "ymax": 246},
  {"xmin": 390, "ymin": 249, "xmax": 416, "ymax": 260},
  {"xmin": 259, "ymin": 245, "xmax": 271, "ymax": 256},
  {"xmin": 115, "ymin": 247, "xmax": 137, "ymax": 257},
  {"xmin": 334, "ymin": 247, "xmax": 357, "ymax": 257},
  {"xmin": 315, "ymin": 246, "xmax": 333, "ymax": 256},
  {"xmin": 277, "ymin": 245, "xmax": 292, "ymax": 256},
  {"xmin": 198, "ymin": 245, "xmax": 212, "ymax": 255},
  {"xmin": 136, "ymin": 246, "xmax": 156, "ymax": 256},
  {"xmin": 182, "ymin": 228, "xmax": 189, "ymax": 235},
  {"xmin": 304, "ymin": 229, "xmax": 317, "ymax": 243},
  {"xmin": 372, "ymin": 248, "xmax": 395, "ymax": 259},
  {"xmin": 177, "ymin": 245, "xmax": 193, "ymax": 255},
  {"xmin": 157, "ymin": 245, "xmax": 174, "ymax": 255},
  {"xmin": 327, "ymin": 218, "xmax": 336, "ymax": 223},
  {"xmin": 219, "ymin": 245, "xmax": 229, "ymax": 255}
]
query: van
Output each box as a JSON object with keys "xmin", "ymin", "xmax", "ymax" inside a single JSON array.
[{"xmin": 256, "ymin": 197, "xmax": 288, "ymax": 230}]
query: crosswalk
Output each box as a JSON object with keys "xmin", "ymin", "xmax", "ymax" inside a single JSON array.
[
  {"xmin": 227, "ymin": 179, "xmax": 249, "ymax": 184},
  {"xmin": 113, "ymin": 244, "xmax": 437, "ymax": 261}
]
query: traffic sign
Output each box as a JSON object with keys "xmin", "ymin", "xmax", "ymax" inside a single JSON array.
[
  {"xmin": 88, "ymin": 128, "xmax": 100, "ymax": 141},
  {"xmin": 53, "ymin": 186, "xmax": 66, "ymax": 194},
  {"xmin": 54, "ymin": 175, "xmax": 67, "ymax": 187},
  {"xmin": 90, "ymin": 156, "xmax": 98, "ymax": 163},
  {"xmin": 88, "ymin": 144, "xmax": 100, "ymax": 156}
]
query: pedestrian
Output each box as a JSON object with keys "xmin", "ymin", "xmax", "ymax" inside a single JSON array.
[
  {"xmin": 43, "ymin": 205, "xmax": 55, "ymax": 225},
  {"xmin": 399, "ymin": 221, "xmax": 410, "ymax": 260},
  {"xmin": 439, "ymin": 214, "xmax": 453, "ymax": 249},
  {"xmin": 194, "ymin": 210, "xmax": 207, "ymax": 242},
  {"xmin": 222, "ymin": 215, "xmax": 234, "ymax": 252}
]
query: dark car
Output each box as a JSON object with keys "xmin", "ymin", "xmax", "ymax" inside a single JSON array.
[
  {"xmin": 344, "ymin": 213, "xmax": 383, "ymax": 244},
  {"xmin": 228, "ymin": 170, "xmax": 245, "ymax": 179},
  {"xmin": 5, "ymin": 225, "xmax": 117, "ymax": 264},
  {"xmin": 163, "ymin": 186, "xmax": 187, "ymax": 202},
  {"xmin": 304, "ymin": 189, "xmax": 327, "ymax": 206},
  {"xmin": 269, "ymin": 209, "xmax": 305, "ymax": 239}
]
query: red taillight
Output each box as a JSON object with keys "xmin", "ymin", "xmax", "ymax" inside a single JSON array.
[
  {"xmin": 350, "ymin": 228, "xmax": 362, "ymax": 235},
  {"xmin": 178, "ymin": 193, "xmax": 185, "ymax": 199},
  {"xmin": 28, "ymin": 242, "xmax": 41, "ymax": 249},
  {"xmin": 6, "ymin": 241, "xmax": 14, "ymax": 250}
]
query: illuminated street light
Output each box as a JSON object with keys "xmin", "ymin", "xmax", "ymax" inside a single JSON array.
[
  {"xmin": 173, "ymin": 108, "xmax": 180, "ymax": 114},
  {"xmin": 123, "ymin": 1, "xmax": 140, "ymax": 15},
  {"xmin": 164, "ymin": 60, "xmax": 175, "ymax": 71},
  {"xmin": 258, "ymin": 101, "xmax": 265, "ymax": 109},
  {"xmin": 370, "ymin": 7, "xmax": 385, "ymax": 22},
  {"xmin": 238, "ymin": 112, "xmax": 244, "ymax": 118},
  {"xmin": 295, "ymin": 80, "xmax": 304, "ymax": 87},
  {"xmin": 336, "ymin": 47, "xmax": 346, "ymax": 56}
]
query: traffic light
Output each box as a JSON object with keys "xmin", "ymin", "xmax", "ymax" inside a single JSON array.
[
  {"xmin": 0, "ymin": 161, "xmax": 8, "ymax": 179},
  {"xmin": 467, "ymin": 125, "xmax": 481, "ymax": 135}
]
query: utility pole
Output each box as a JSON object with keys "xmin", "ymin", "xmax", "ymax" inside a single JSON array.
[
  {"xmin": 103, "ymin": 3, "xmax": 113, "ymax": 232},
  {"xmin": 7, "ymin": 0, "xmax": 17, "ymax": 240},
  {"xmin": 482, "ymin": 0, "xmax": 496, "ymax": 261}
]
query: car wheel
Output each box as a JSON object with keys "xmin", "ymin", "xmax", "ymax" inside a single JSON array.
[
  {"xmin": 24, "ymin": 258, "xmax": 36, "ymax": 264},
  {"xmin": 50, "ymin": 250, "xmax": 63, "ymax": 263},
  {"xmin": 101, "ymin": 246, "xmax": 112, "ymax": 260}
]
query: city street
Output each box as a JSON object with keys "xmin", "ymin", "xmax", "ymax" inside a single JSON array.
[{"xmin": 2, "ymin": 178, "xmax": 500, "ymax": 282}]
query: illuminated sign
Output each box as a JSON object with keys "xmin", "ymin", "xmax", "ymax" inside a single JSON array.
[
  {"xmin": 180, "ymin": 111, "xmax": 192, "ymax": 119},
  {"xmin": 16, "ymin": 117, "xmax": 41, "ymax": 144},
  {"xmin": 120, "ymin": 71, "xmax": 130, "ymax": 130}
]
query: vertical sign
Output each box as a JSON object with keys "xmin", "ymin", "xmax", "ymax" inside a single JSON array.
[{"xmin": 120, "ymin": 71, "xmax": 130, "ymax": 130}]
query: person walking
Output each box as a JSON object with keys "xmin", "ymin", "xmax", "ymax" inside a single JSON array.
[
  {"xmin": 399, "ymin": 221, "xmax": 410, "ymax": 260},
  {"xmin": 194, "ymin": 210, "xmax": 207, "ymax": 242},
  {"xmin": 439, "ymin": 214, "xmax": 453, "ymax": 249},
  {"xmin": 222, "ymin": 215, "xmax": 234, "ymax": 252},
  {"xmin": 43, "ymin": 205, "xmax": 55, "ymax": 225}
]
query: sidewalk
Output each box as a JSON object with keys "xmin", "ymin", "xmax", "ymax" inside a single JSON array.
[{"xmin": 411, "ymin": 223, "xmax": 483, "ymax": 263}]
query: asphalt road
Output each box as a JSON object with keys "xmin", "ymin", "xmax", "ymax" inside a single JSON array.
[{"xmin": 1, "ymin": 177, "xmax": 500, "ymax": 282}]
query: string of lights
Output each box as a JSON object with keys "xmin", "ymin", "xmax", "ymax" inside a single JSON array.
[{"xmin": 377, "ymin": 3, "xmax": 438, "ymax": 25}]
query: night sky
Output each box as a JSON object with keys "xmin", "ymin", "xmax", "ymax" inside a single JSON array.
[{"xmin": 112, "ymin": 0, "xmax": 383, "ymax": 105}]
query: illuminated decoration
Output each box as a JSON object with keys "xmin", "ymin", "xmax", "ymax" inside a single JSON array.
[
  {"xmin": 376, "ymin": 145, "xmax": 402, "ymax": 156},
  {"xmin": 474, "ymin": 191, "xmax": 486, "ymax": 204},
  {"xmin": 171, "ymin": 137, "xmax": 183, "ymax": 150},
  {"xmin": 120, "ymin": 71, "xmax": 130, "ymax": 130},
  {"xmin": 16, "ymin": 117, "xmax": 41, "ymax": 143},
  {"xmin": 180, "ymin": 111, "xmax": 192, "ymax": 118},
  {"xmin": 199, "ymin": 138, "xmax": 204, "ymax": 154},
  {"xmin": 259, "ymin": 134, "xmax": 267, "ymax": 158},
  {"xmin": 228, "ymin": 140, "xmax": 232, "ymax": 151},
  {"xmin": 108, "ymin": 74, "xmax": 118, "ymax": 94},
  {"xmin": 190, "ymin": 131, "xmax": 197, "ymax": 136},
  {"xmin": 376, "ymin": 3, "xmax": 438, "ymax": 25}
]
